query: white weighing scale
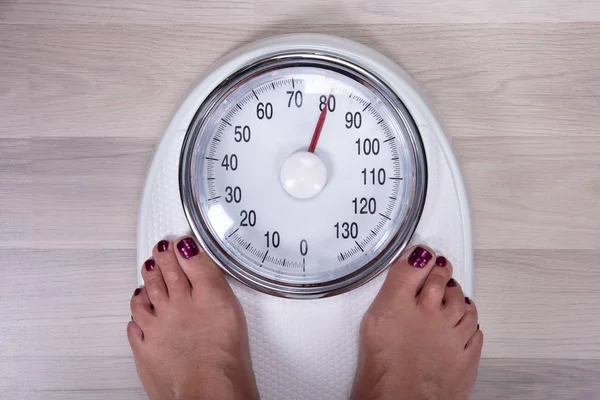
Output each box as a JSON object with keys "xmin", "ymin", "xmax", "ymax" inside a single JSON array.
[{"xmin": 137, "ymin": 34, "xmax": 472, "ymax": 400}]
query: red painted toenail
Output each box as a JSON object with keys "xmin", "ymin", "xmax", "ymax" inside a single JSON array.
[
  {"xmin": 408, "ymin": 246, "xmax": 432, "ymax": 268},
  {"xmin": 465, "ymin": 297, "xmax": 471, "ymax": 304},
  {"xmin": 177, "ymin": 237, "xmax": 199, "ymax": 259},
  {"xmin": 447, "ymin": 278, "xmax": 457, "ymax": 287},
  {"xmin": 144, "ymin": 259, "xmax": 155, "ymax": 271},
  {"xmin": 157, "ymin": 240, "xmax": 169, "ymax": 252},
  {"xmin": 436, "ymin": 256, "xmax": 447, "ymax": 267},
  {"xmin": 134, "ymin": 288, "xmax": 141, "ymax": 296}
]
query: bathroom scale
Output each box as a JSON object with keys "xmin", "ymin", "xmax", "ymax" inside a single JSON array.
[{"xmin": 137, "ymin": 34, "xmax": 472, "ymax": 400}]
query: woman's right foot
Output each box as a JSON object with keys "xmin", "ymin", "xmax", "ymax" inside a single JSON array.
[
  {"xmin": 351, "ymin": 245, "xmax": 483, "ymax": 400},
  {"xmin": 127, "ymin": 237, "xmax": 260, "ymax": 400}
]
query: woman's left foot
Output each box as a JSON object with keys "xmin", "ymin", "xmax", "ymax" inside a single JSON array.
[{"xmin": 127, "ymin": 236, "xmax": 260, "ymax": 400}]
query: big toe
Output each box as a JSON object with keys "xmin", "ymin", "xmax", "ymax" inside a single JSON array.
[
  {"xmin": 377, "ymin": 245, "xmax": 446, "ymax": 304},
  {"xmin": 173, "ymin": 236, "xmax": 232, "ymax": 295},
  {"xmin": 152, "ymin": 239, "xmax": 191, "ymax": 300}
]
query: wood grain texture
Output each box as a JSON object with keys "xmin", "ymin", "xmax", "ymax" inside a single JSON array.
[
  {"xmin": 472, "ymin": 359, "xmax": 600, "ymax": 400},
  {"xmin": 2, "ymin": 0, "xmax": 600, "ymax": 24},
  {"xmin": 2, "ymin": 24, "xmax": 599, "ymax": 140},
  {"xmin": 476, "ymin": 250, "xmax": 600, "ymax": 358},
  {"xmin": 458, "ymin": 136, "xmax": 600, "ymax": 250},
  {"xmin": 1, "ymin": 0, "xmax": 600, "ymax": 398}
]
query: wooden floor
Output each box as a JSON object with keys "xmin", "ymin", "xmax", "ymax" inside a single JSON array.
[{"xmin": 2, "ymin": 1, "xmax": 600, "ymax": 399}]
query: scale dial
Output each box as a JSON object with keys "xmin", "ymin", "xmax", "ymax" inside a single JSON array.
[{"xmin": 180, "ymin": 55, "xmax": 426, "ymax": 298}]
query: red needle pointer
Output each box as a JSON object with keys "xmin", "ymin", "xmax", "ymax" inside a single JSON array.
[{"xmin": 307, "ymin": 93, "xmax": 331, "ymax": 153}]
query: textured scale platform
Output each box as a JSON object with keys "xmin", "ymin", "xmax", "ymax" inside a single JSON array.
[{"xmin": 138, "ymin": 121, "xmax": 471, "ymax": 399}]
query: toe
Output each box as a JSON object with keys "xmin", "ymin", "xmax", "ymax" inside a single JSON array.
[
  {"xmin": 465, "ymin": 327, "xmax": 484, "ymax": 354},
  {"xmin": 152, "ymin": 239, "xmax": 191, "ymax": 299},
  {"xmin": 418, "ymin": 254, "xmax": 454, "ymax": 310},
  {"xmin": 377, "ymin": 245, "xmax": 438, "ymax": 305},
  {"xmin": 442, "ymin": 275, "xmax": 467, "ymax": 326},
  {"xmin": 457, "ymin": 297, "xmax": 479, "ymax": 345},
  {"xmin": 127, "ymin": 320, "xmax": 144, "ymax": 350},
  {"xmin": 173, "ymin": 236, "xmax": 230, "ymax": 292},
  {"xmin": 131, "ymin": 287, "xmax": 154, "ymax": 328},
  {"xmin": 141, "ymin": 257, "xmax": 169, "ymax": 306}
]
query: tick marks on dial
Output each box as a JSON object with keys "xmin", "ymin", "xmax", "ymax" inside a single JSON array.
[
  {"xmin": 355, "ymin": 240, "xmax": 364, "ymax": 252},
  {"xmin": 205, "ymin": 157, "xmax": 219, "ymax": 161},
  {"xmin": 363, "ymin": 102, "xmax": 371, "ymax": 112},
  {"xmin": 379, "ymin": 212, "xmax": 391, "ymax": 221},
  {"xmin": 252, "ymin": 90, "xmax": 259, "ymax": 100},
  {"xmin": 207, "ymin": 196, "xmax": 221, "ymax": 202},
  {"xmin": 221, "ymin": 118, "xmax": 232, "ymax": 126},
  {"xmin": 227, "ymin": 228, "xmax": 239, "ymax": 238},
  {"xmin": 237, "ymin": 104, "xmax": 243, "ymax": 111}
]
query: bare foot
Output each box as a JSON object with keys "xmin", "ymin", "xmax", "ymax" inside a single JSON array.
[
  {"xmin": 351, "ymin": 245, "xmax": 483, "ymax": 400},
  {"xmin": 127, "ymin": 237, "xmax": 260, "ymax": 400}
]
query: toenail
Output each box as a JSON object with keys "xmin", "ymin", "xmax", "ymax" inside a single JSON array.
[
  {"xmin": 177, "ymin": 237, "xmax": 200, "ymax": 259},
  {"xmin": 134, "ymin": 288, "xmax": 141, "ymax": 296},
  {"xmin": 408, "ymin": 246, "xmax": 432, "ymax": 268},
  {"xmin": 157, "ymin": 240, "xmax": 169, "ymax": 252},
  {"xmin": 465, "ymin": 297, "xmax": 471, "ymax": 304},
  {"xmin": 447, "ymin": 278, "xmax": 457, "ymax": 287},
  {"xmin": 436, "ymin": 256, "xmax": 447, "ymax": 267},
  {"xmin": 144, "ymin": 259, "xmax": 155, "ymax": 271}
]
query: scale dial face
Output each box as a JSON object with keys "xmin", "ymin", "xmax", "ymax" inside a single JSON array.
[{"xmin": 180, "ymin": 55, "xmax": 426, "ymax": 298}]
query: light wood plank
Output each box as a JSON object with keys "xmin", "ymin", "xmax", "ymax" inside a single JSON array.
[
  {"xmin": 0, "ymin": 0, "xmax": 254, "ymax": 24},
  {"xmin": 0, "ymin": 139, "xmax": 31, "ymax": 241},
  {"xmin": 472, "ymin": 359, "xmax": 600, "ymax": 400},
  {"xmin": 457, "ymin": 136, "xmax": 600, "ymax": 250},
  {"xmin": 2, "ymin": 0, "xmax": 600, "ymax": 24},
  {"xmin": 0, "ymin": 138, "xmax": 154, "ymax": 249},
  {"xmin": 29, "ymin": 138, "xmax": 153, "ymax": 249},
  {"xmin": 476, "ymin": 249, "xmax": 600, "ymax": 359},
  {"xmin": 0, "ymin": 250, "xmax": 135, "ymax": 358},
  {"xmin": 254, "ymin": 0, "xmax": 600, "ymax": 24},
  {"xmin": 1, "ymin": 24, "xmax": 599, "ymax": 139},
  {"xmin": 0, "ymin": 388, "xmax": 145, "ymax": 400}
]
